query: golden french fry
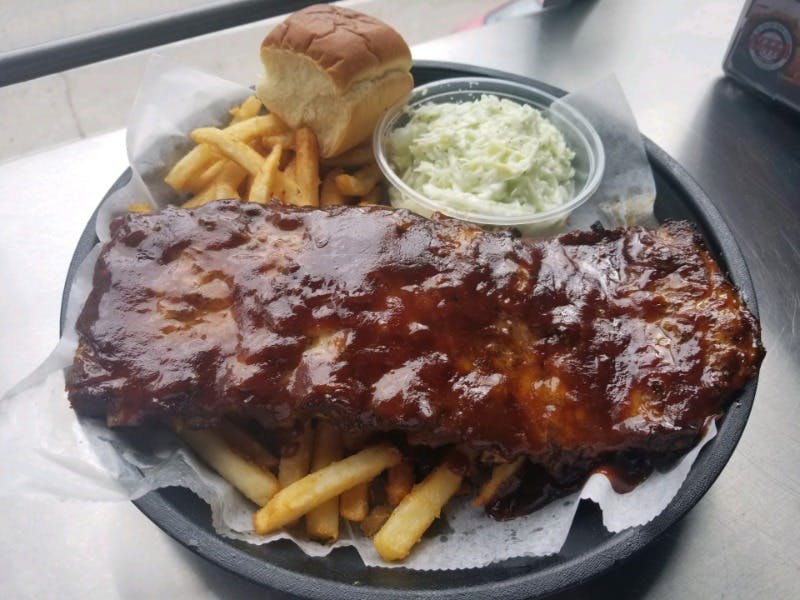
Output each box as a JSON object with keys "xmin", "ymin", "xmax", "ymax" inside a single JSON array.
[
  {"xmin": 360, "ymin": 504, "xmax": 392, "ymax": 538},
  {"xmin": 340, "ymin": 431, "xmax": 371, "ymax": 520},
  {"xmin": 340, "ymin": 481, "xmax": 369, "ymax": 522},
  {"xmin": 225, "ymin": 115, "xmax": 288, "ymax": 143},
  {"xmin": 180, "ymin": 428, "xmax": 279, "ymax": 506},
  {"xmin": 165, "ymin": 144, "xmax": 218, "ymax": 191},
  {"xmin": 181, "ymin": 183, "xmax": 219, "ymax": 208},
  {"xmin": 240, "ymin": 173, "xmax": 254, "ymax": 199},
  {"xmin": 473, "ymin": 457, "xmax": 525, "ymax": 506},
  {"xmin": 127, "ymin": 202, "xmax": 153, "ymax": 214},
  {"xmin": 253, "ymin": 444, "xmax": 401, "ymax": 534},
  {"xmin": 278, "ymin": 148, "xmax": 295, "ymax": 171},
  {"xmin": 188, "ymin": 159, "xmax": 226, "ymax": 193},
  {"xmin": 358, "ymin": 184, "xmax": 382, "ymax": 206},
  {"xmin": 305, "ymin": 422, "xmax": 343, "ymax": 542},
  {"xmin": 229, "ymin": 95, "xmax": 262, "ymax": 124},
  {"xmin": 334, "ymin": 163, "xmax": 381, "ymax": 196},
  {"xmin": 278, "ymin": 423, "xmax": 313, "ymax": 488},
  {"xmin": 213, "ymin": 182, "xmax": 240, "ymax": 201},
  {"xmin": 247, "ymin": 138, "xmax": 266, "ymax": 156},
  {"xmin": 282, "ymin": 161, "xmax": 305, "ymax": 206},
  {"xmin": 249, "ymin": 143, "xmax": 283, "ymax": 204},
  {"xmin": 166, "ymin": 115, "xmax": 284, "ymax": 192},
  {"xmin": 386, "ymin": 460, "xmax": 415, "ymax": 506},
  {"xmin": 191, "ymin": 127, "xmax": 265, "ymax": 175},
  {"xmin": 216, "ymin": 159, "xmax": 249, "ymax": 189},
  {"xmin": 272, "ymin": 170, "xmax": 287, "ymax": 203},
  {"xmin": 192, "ymin": 160, "xmax": 246, "ymax": 204},
  {"xmin": 294, "ymin": 127, "xmax": 320, "ymax": 206},
  {"xmin": 321, "ymin": 142, "xmax": 374, "ymax": 168},
  {"xmin": 373, "ymin": 456, "xmax": 464, "ymax": 561},
  {"xmin": 181, "ymin": 180, "xmax": 240, "ymax": 209},
  {"xmin": 320, "ymin": 168, "xmax": 346, "ymax": 207},
  {"xmin": 262, "ymin": 132, "xmax": 295, "ymax": 150},
  {"xmin": 216, "ymin": 420, "xmax": 278, "ymax": 473}
]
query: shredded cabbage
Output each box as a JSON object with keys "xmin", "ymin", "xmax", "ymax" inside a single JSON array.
[{"xmin": 388, "ymin": 94, "xmax": 575, "ymax": 216}]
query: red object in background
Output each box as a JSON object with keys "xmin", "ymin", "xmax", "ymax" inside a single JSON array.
[
  {"xmin": 724, "ymin": 0, "xmax": 800, "ymax": 112},
  {"xmin": 457, "ymin": 13, "xmax": 489, "ymax": 32},
  {"xmin": 456, "ymin": 0, "xmax": 565, "ymax": 32}
]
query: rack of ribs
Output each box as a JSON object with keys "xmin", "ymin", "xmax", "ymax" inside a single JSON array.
[{"xmin": 67, "ymin": 200, "xmax": 764, "ymax": 472}]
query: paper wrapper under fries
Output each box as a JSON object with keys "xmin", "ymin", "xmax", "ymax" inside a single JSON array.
[{"xmin": 0, "ymin": 56, "xmax": 718, "ymax": 570}]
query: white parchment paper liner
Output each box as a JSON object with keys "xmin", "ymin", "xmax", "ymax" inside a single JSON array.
[{"xmin": 0, "ymin": 56, "xmax": 717, "ymax": 570}]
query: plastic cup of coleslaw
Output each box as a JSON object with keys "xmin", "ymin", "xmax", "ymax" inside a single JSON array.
[{"xmin": 373, "ymin": 77, "xmax": 604, "ymax": 237}]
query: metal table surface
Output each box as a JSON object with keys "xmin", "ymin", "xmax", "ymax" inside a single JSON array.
[{"xmin": 1, "ymin": 1, "xmax": 798, "ymax": 598}]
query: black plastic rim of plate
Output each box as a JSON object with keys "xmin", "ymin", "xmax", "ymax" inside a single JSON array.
[{"xmin": 60, "ymin": 62, "xmax": 761, "ymax": 600}]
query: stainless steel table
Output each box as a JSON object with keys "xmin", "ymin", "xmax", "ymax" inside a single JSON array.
[{"xmin": 1, "ymin": 1, "xmax": 798, "ymax": 598}]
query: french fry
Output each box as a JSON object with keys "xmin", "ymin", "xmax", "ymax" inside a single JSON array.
[
  {"xmin": 358, "ymin": 184, "xmax": 382, "ymax": 206},
  {"xmin": 282, "ymin": 162, "xmax": 304, "ymax": 206},
  {"xmin": 248, "ymin": 139, "xmax": 266, "ymax": 157},
  {"xmin": 216, "ymin": 159, "xmax": 249, "ymax": 189},
  {"xmin": 213, "ymin": 182, "xmax": 240, "ymax": 201},
  {"xmin": 273, "ymin": 169, "xmax": 288, "ymax": 203},
  {"xmin": 181, "ymin": 182, "xmax": 221, "ymax": 208},
  {"xmin": 386, "ymin": 460, "xmax": 415, "ymax": 506},
  {"xmin": 320, "ymin": 168, "xmax": 346, "ymax": 207},
  {"xmin": 191, "ymin": 127, "xmax": 265, "ymax": 176},
  {"xmin": 166, "ymin": 115, "xmax": 285, "ymax": 193},
  {"xmin": 181, "ymin": 178, "xmax": 242, "ymax": 208},
  {"xmin": 165, "ymin": 143, "xmax": 218, "ymax": 191},
  {"xmin": 278, "ymin": 148, "xmax": 295, "ymax": 171},
  {"xmin": 127, "ymin": 202, "xmax": 153, "ymax": 213},
  {"xmin": 321, "ymin": 142, "xmax": 374, "ymax": 168},
  {"xmin": 183, "ymin": 159, "xmax": 245, "ymax": 207},
  {"xmin": 274, "ymin": 422, "xmax": 313, "ymax": 529},
  {"xmin": 262, "ymin": 132, "xmax": 295, "ymax": 150},
  {"xmin": 225, "ymin": 115, "xmax": 288, "ymax": 143},
  {"xmin": 360, "ymin": 505, "xmax": 392, "ymax": 538},
  {"xmin": 473, "ymin": 457, "xmax": 525, "ymax": 506},
  {"xmin": 229, "ymin": 95, "xmax": 262, "ymax": 123},
  {"xmin": 216, "ymin": 420, "xmax": 278, "ymax": 473},
  {"xmin": 294, "ymin": 127, "xmax": 320, "ymax": 206},
  {"xmin": 278, "ymin": 422, "xmax": 313, "ymax": 488},
  {"xmin": 339, "ymin": 432, "xmax": 370, "ymax": 521},
  {"xmin": 180, "ymin": 428, "xmax": 279, "ymax": 506},
  {"xmin": 249, "ymin": 143, "xmax": 283, "ymax": 204},
  {"xmin": 189, "ymin": 159, "xmax": 227, "ymax": 193},
  {"xmin": 253, "ymin": 444, "xmax": 402, "ymax": 534},
  {"xmin": 334, "ymin": 163, "xmax": 381, "ymax": 196},
  {"xmin": 305, "ymin": 422, "xmax": 344, "ymax": 542},
  {"xmin": 373, "ymin": 455, "xmax": 465, "ymax": 561},
  {"xmin": 340, "ymin": 479, "xmax": 369, "ymax": 522}
]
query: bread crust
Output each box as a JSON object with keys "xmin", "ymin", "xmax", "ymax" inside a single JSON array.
[{"xmin": 261, "ymin": 4, "xmax": 411, "ymax": 91}]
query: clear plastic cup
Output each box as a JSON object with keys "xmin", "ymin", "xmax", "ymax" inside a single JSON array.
[{"xmin": 373, "ymin": 77, "xmax": 605, "ymax": 236}]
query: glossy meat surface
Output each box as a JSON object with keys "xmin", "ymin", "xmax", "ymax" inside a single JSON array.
[{"xmin": 68, "ymin": 201, "xmax": 764, "ymax": 467}]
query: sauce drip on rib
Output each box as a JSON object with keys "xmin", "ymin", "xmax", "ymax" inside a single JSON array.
[{"xmin": 67, "ymin": 201, "xmax": 764, "ymax": 474}]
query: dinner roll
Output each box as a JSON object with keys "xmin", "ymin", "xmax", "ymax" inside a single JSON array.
[{"xmin": 257, "ymin": 4, "xmax": 413, "ymax": 158}]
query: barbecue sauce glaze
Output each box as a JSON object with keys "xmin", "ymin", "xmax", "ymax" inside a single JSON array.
[{"xmin": 68, "ymin": 201, "xmax": 764, "ymax": 493}]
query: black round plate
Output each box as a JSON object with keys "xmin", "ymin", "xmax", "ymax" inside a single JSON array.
[{"xmin": 60, "ymin": 62, "xmax": 760, "ymax": 600}]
